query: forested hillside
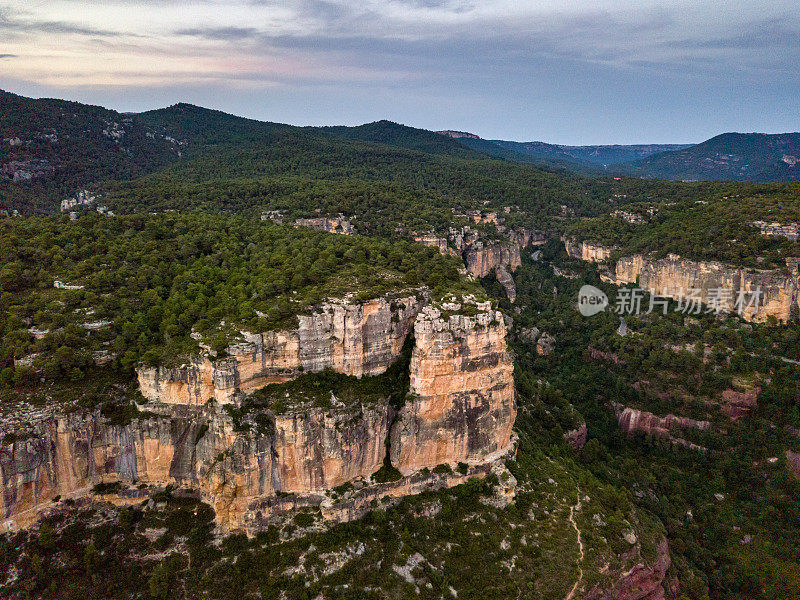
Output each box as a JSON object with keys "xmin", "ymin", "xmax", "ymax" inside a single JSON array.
[{"xmin": 620, "ymin": 133, "xmax": 800, "ymax": 182}]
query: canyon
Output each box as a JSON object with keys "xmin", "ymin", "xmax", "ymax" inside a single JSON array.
[{"xmin": 1, "ymin": 294, "xmax": 517, "ymax": 535}]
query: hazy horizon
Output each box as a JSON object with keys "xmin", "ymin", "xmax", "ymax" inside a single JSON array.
[{"xmin": 2, "ymin": 1, "xmax": 798, "ymax": 145}]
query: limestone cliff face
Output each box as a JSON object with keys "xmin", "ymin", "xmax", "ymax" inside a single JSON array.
[
  {"xmin": 564, "ymin": 238, "xmax": 616, "ymax": 263},
  {"xmin": 198, "ymin": 403, "xmax": 391, "ymax": 530},
  {"xmin": 3, "ymin": 298, "xmax": 517, "ymax": 534},
  {"xmin": 1, "ymin": 402, "xmax": 390, "ymax": 532},
  {"xmin": 137, "ymin": 295, "xmax": 425, "ymax": 405},
  {"xmin": 463, "ymin": 240, "xmax": 521, "ymax": 278},
  {"xmin": 390, "ymin": 303, "xmax": 516, "ymax": 475},
  {"xmin": 1, "ymin": 412, "xmax": 199, "ymax": 529},
  {"xmin": 613, "ymin": 253, "xmax": 799, "ymax": 322},
  {"xmin": 413, "ymin": 225, "xmax": 542, "ymax": 303}
]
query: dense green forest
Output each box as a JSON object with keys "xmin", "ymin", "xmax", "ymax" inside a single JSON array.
[
  {"xmin": 566, "ymin": 183, "xmax": 800, "ymax": 267},
  {"xmin": 0, "ymin": 212, "xmax": 471, "ymax": 385}
]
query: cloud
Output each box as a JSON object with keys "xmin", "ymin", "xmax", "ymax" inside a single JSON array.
[
  {"xmin": 668, "ymin": 19, "xmax": 800, "ymax": 50},
  {"xmin": 0, "ymin": 14, "xmax": 125, "ymax": 37},
  {"xmin": 176, "ymin": 26, "xmax": 261, "ymax": 41},
  {"xmin": 0, "ymin": 53, "xmax": 17, "ymax": 58}
]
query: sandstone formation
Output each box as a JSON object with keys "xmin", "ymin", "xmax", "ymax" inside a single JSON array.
[
  {"xmin": 564, "ymin": 238, "xmax": 616, "ymax": 263},
  {"xmin": 613, "ymin": 403, "xmax": 710, "ymax": 452},
  {"xmin": 720, "ymin": 387, "xmax": 760, "ymax": 420},
  {"xmin": 137, "ymin": 295, "xmax": 424, "ymax": 405},
  {"xmin": 586, "ymin": 536, "xmax": 671, "ymax": 600},
  {"xmin": 613, "ymin": 253, "xmax": 799, "ymax": 322},
  {"xmin": 413, "ymin": 223, "xmax": 545, "ymax": 302},
  {"xmin": 2, "ymin": 296, "xmax": 517, "ymax": 534},
  {"xmin": 565, "ymin": 422, "xmax": 588, "ymax": 451},
  {"xmin": 390, "ymin": 302, "xmax": 516, "ymax": 475}
]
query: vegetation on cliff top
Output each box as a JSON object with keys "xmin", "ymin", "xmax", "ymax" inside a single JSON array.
[
  {"xmin": 0, "ymin": 211, "xmax": 476, "ymax": 385},
  {"xmin": 565, "ymin": 183, "xmax": 800, "ymax": 268}
]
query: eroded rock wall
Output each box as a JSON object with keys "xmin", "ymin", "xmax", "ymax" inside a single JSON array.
[
  {"xmin": 613, "ymin": 254, "xmax": 799, "ymax": 322},
  {"xmin": 3, "ymin": 299, "xmax": 517, "ymax": 534},
  {"xmin": 564, "ymin": 238, "xmax": 616, "ymax": 263},
  {"xmin": 463, "ymin": 240, "xmax": 521, "ymax": 278},
  {"xmin": 390, "ymin": 303, "xmax": 516, "ymax": 474},
  {"xmin": 137, "ymin": 295, "xmax": 425, "ymax": 405},
  {"xmin": 1, "ymin": 402, "xmax": 391, "ymax": 532}
]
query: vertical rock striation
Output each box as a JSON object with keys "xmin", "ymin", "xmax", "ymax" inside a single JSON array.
[
  {"xmin": 390, "ymin": 302, "xmax": 516, "ymax": 474},
  {"xmin": 564, "ymin": 238, "xmax": 616, "ymax": 263},
  {"xmin": 2, "ymin": 296, "xmax": 517, "ymax": 534},
  {"xmin": 613, "ymin": 253, "xmax": 799, "ymax": 322}
]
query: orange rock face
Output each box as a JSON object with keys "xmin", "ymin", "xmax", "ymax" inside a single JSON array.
[
  {"xmin": 613, "ymin": 254, "xmax": 799, "ymax": 322},
  {"xmin": 2, "ymin": 298, "xmax": 517, "ymax": 534},
  {"xmin": 137, "ymin": 295, "xmax": 425, "ymax": 406},
  {"xmin": 390, "ymin": 303, "xmax": 516, "ymax": 474},
  {"xmin": 564, "ymin": 238, "xmax": 616, "ymax": 263}
]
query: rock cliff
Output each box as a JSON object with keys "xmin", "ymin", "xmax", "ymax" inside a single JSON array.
[
  {"xmin": 613, "ymin": 253, "xmax": 799, "ymax": 322},
  {"xmin": 564, "ymin": 238, "xmax": 616, "ymax": 263},
  {"xmin": 390, "ymin": 302, "xmax": 516, "ymax": 474},
  {"xmin": 137, "ymin": 295, "xmax": 424, "ymax": 405},
  {"xmin": 463, "ymin": 240, "xmax": 521, "ymax": 278},
  {"xmin": 2, "ymin": 296, "xmax": 517, "ymax": 534},
  {"xmin": 613, "ymin": 403, "xmax": 710, "ymax": 452}
]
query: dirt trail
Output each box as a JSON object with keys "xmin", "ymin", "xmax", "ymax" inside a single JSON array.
[{"xmin": 565, "ymin": 492, "xmax": 584, "ymax": 600}]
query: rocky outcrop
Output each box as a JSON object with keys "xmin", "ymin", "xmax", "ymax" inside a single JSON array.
[
  {"xmin": 137, "ymin": 295, "xmax": 424, "ymax": 405},
  {"xmin": 565, "ymin": 423, "xmax": 588, "ymax": 451},
  {"xmin": 494, "ymin": 264, "xmax": 516, "ymax": 302},
  {"xmin": 463, "ymin": 240, "xmax": 521, "ymax": 278},
  {"xmin": 390, "ymin": 302, "xmax": 516, "ymax": 475},
  {"xmin": 413, "ymin": 233, "xmax": 452, "ymax": 255},
  {"xmin": 586, "ymin": 536, "xmax": 671, "ymax": 600},
  {"xmin": 3, "ymin": 298, "xmax": 517, "ymax": 534},
  {"xmin": 536, "ymin": 332, "xmax": 555, "ymax": 356},
  {"xmin": 0, "ymin": 402, "xmax": 389, "ymax": 532},
  {"xmin": 294, "ymin": 215, "xmax": 354, "ymax": 235},
  {"xmin": 720, "ymin": 387, "xmax": 760, "ymax": 420},
  {"xmin": 752, "ymin": 220, "xmax": 798, "ymax": 241},
  {"xmin": 508, "ymin": 227, "xmax": 547, "ymax": 249},
  {"xmin": 414, "ymin": 224, "xmax": 543, "ymax": 303},
  {"xmin": 564, "ymin": 238, "xmax": 616, "ymax": 263},
  {"xmin": 613, "ymin": 403, "xmax": 710, "ymax": 452},
  {"xmin": 613, "ymin": 253, "xmax": 799, "ymax": 322}
]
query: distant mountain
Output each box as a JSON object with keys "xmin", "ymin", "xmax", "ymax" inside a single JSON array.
[
  {"xmin": 318, "ymin": 121, "xmax": 484, "ymax": 158},
  {"xmin": 618, "ymin": 132, "xmax": 800, "ymax": 182},
  {"xmin": 437, "ymin": 130, "xmax": 690, "ymax": 171},
  {"xmin": 492, "ymin": 140, "xmax": 692, "ymax": 167},
  {"xmin": 1, "ymin": 91, "xmax": 592, "ymax": 216}
]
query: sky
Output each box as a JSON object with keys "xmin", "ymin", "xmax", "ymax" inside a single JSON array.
[{"xmin": 1, "ymin": 0, "xmax": 798, "ymax": 144}]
